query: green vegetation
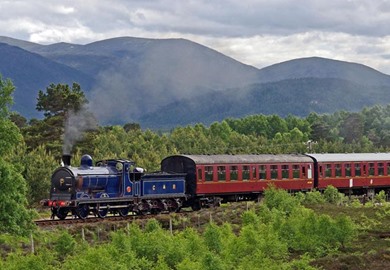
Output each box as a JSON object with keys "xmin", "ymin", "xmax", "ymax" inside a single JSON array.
[
  {"xmin": 1, "ymin": 74, "xmax": 390, "ymax": 268},
  {"xmin": 0, "ymin": 187, "xmax": 389, "ymax": 269},
  {"xmin": 0, "ymin": 75, "xmax": 34, "ymax": 236}
]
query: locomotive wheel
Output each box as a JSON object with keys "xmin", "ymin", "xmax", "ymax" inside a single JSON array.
[
  {"xmin": 56, "ymin": 208, "xmax": 68, "ymax": 220},
  {"xmin": 96, "ymin": 204, "xmax": 108, "ymax": 218},
  {"xmin": 118, "ymin": 207, "xmax": 129, "ymax": 217},
  {"xmin": 76, "ymin": 204, "xmax": 89, "ymax": 219},
  {"xmin": 191, "ymin": 200, "xmax": 201, "ymax": 211}
]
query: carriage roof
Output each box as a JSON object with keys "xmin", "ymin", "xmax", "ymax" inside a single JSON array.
[
  {"xmin": 164, "ymin": 154, "xmax": 313, "ymax": 165},
  {"xmin": 306, "ymin": 153, "xmax": 390, "ymax": 162}
]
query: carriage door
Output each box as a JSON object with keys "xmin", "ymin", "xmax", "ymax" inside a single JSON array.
[{"xmin": 307, "ymin": 164, "xmax": 312, "ymax": 179}]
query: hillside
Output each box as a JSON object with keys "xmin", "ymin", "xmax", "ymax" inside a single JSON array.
[
  {"xmin": 1, "ymin": 36, "xmax": 390, "ymax": 127},
  {"xmin": 0, "ymin": 43, "xmax": 93, "ymax": 118}
]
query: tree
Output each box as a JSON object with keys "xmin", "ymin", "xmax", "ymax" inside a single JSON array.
[
  {"xmin": 9, "ymin": 112, "xmax": 27, "ymax": 129},
  {"xmin": 36, "ymin": 83, "xmax": 87, "ymax": 118},
  {"xmin": 24, "ymin": 145, "xmax": 58, "ymax": 205},
  {"xmin": 0, "ymin": 74, "xmax": 34, "ymax": 235},
  {"xmin": 339, "ymin": 113, "xmax": 364, "ymax": 144},
  {"xmin": 24, "ymin": 83, "xmax": 90, "ymax": 155}
]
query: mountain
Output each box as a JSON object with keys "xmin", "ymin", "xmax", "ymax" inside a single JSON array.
[
  {"xmin": 256, "ymin": 57, "xmax": 390, "ymax": 86},
  {"xmin": 139, "ymin": 77, "xmax": 390, "ymax": 128},
  {"xmin": 0, "ymin": 36, "xmax": 260, "ymax": 122},
  {"xmin": 1, "ymin": 36, "xmax": 390, "ymax": 128},
  {"xmin": 0, "ymin": 42, "xmax": 93, "ymax": 118}
]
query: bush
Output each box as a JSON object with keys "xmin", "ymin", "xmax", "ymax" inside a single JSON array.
[
  {"xmin": 263, "ymin": 185, "xmax": 300, "ymax": 214},
  {"xmin": 324, "ymin": 185, "xmax": 344, "ymax": 204},
  {"xmin": 303, "ymin": 189, "xmax": 325, "ymax": 204},
  {"xmin": 374, "ymin": 190, "xmax": 386, "ymax": 204}
]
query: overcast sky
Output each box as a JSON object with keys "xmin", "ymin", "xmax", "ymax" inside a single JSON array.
[{"xmin": 1, "ymin": 0, "xmax": 390, "ymax": 73}]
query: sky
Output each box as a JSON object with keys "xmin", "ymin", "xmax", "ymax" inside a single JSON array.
[{"xmin": 1, "ymin": 0, "xmax": 390, "ymax": 73}]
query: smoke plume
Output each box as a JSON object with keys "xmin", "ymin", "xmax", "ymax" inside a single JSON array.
[{"xmin": 63, "ymin": 105, "xmax": 98, "ymax": 154}]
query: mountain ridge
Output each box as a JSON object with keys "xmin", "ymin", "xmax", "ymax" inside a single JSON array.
[{"xmin": 0, "ymin": 36, "xmax": 389, "ymax": 128}]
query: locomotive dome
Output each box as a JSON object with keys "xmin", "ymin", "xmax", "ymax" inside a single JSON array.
[{"xmin": 80, "ymin": 154, "xmax": 93, "ymax": 167}]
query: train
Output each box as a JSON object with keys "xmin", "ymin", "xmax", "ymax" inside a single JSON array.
[{"xmin": 42, "ymin": 153, "xmax": 390, "ymax": 220}]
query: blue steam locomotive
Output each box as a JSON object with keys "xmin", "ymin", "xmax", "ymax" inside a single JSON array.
[{"xmin": 42, "ymin": 154, "xmax": 192, "ymax": 219}]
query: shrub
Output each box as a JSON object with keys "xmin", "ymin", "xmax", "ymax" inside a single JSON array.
[
  {"xmin": 303, "ymin": 189, "xmax": 325, "ymax": 204},
  {"xmin": 324, "ymin": 185, "xmax": 344, "ymax": 204},
  {"xmin": 263, "ymin": 185, "xmax": 300, "ymax": 214}
]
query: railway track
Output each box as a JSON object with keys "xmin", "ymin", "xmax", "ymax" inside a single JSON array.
[
  {"xmin": 35, "ymin": 210, "xmax": 192, "ymax": 227},
  {"xmin": 35, "ymin": 213, "xmax": 151, "ymax": 227}
]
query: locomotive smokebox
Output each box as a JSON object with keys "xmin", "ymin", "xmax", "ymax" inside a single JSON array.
[{"xmin": 62, "ymin": 154, "xmax": 71, "ymax": 166}]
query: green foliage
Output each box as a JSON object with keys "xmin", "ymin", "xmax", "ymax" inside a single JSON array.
[
  {"xmin": 54, "ymin": 231, "xmax": 76, "ymax": 258},
  {"xmin": 374, "ymin": 190, "xmax": 386, "ymax": 204},
  {"xmin": 0, "ymin": 75, "xmax": 34, "ymax": 236},
  {"xmin": 263, "ymin": 185, "xmax": 300, "ymax": 214},
  {"xmin": 24, "ymin": 83, "xmax": 89, "ymax": 156},
  {"xmin": 303, "ymin": 189, "xmax": 326, "ymax": 204},
  {"xmin": 0, "ymin": 118, "xmax": 22, "ymax": 156},
  {"xmin": 23, "ymin": 145, "xmax": 58, "ymax": 205},
  {"xmin": 1, "ymin": 251, "xmax": 56, "ymax": 270},
  {"xmin": 203, "ymin": 223, "xmax": 223, "ymax": 254},
  {"xmin": 0, "ymin": 74, "xmax": 14, "ymax": 118},
  {"xmin": 36, "ymin": 83, "xmax": 87, "ymax": 118},
  {"xmin": 323, "ymin": 185, "xmax": 344, "ymax": 204},
  {"xmin": 0, "ymin": 160, "xmax": 35, "ymax": 235},
  {"xmin": 280, "ymin": 206, "xmax": 356, "ymax": 256}
]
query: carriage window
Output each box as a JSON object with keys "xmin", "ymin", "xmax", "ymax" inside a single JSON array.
[
  {"xmin": 205, "ymin": 166, "xmax": 213, "ymax": 181},
  {"xmin": 378, "ymin": 163, "xmax": 384, "ymax": 176},
  {"xmin": 335, "ymin": 164, "xmax": 342, "ymax": 177},
  {"xmin": 218, "ymin": 166, "xmax": 226, "ymax": 181},
  {"xmin": 252, "ymin": 166, "xmax": 257, "ymax": 179},
  {"xmin": 197, "ymin": 168, "xmax": 203, "ymax": 181},
  {"xmin": 368, "ymin": 163, "xmax": 375, "ymax": 176},
  {"xmin": 325, "ymin": 164, "xmax": 332, "ymax": 177},
  {"xmin": 243, "ymin": 165, "xmax": 250, "ymax": 180},
  {"xmin": 282, "ymin": 165, "xmax": 289, "ymax": 179},
  {"xmin": 355, "ymin": 163, "xmax": 361, "ymax": 176},
  {"xmin": 230, "ymin": 166, "xmax": 238, "ymax": 181},
  {"xmin": 259, "ymin": 165, "xmax": 266, "ymax": 180},
  {"xmin": 270, "ymin": 165, "xmax": 278, "ymax": 179},
  {"xmin": 292, "ymin": 165, "xmax": 300, "ymax": 178},
  {"xmin": 345, "ymin": 164, "xmax": 351, "ymax": 177},
  {"xmin": 387, "ymin": 163, "xmax": 390, "ymax": 175}
]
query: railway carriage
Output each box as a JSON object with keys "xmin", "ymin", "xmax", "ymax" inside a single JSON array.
[
  {"xmin": 309, "ymin": 153, "xmax": 390, "ymax": 197},
  {"xmin": 161, "ymin": 154, "xmax": 315, "ymax": 208}
]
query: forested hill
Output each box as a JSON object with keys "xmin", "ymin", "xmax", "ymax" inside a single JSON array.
[
  {"xmin": 139, "ymin": 78, "xmax": 390, "ymax": 128},
  {"xmin": 1, "ymin": 36, "xmax": 390, "ymax": 128}
]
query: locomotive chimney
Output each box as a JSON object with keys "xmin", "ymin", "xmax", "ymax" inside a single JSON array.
[{"xmin": 62, "ymin": 154, "xmax": 71, "ymax": 166}]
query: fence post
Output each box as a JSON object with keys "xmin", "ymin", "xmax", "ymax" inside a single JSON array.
[
  {"xmin": 30, "ymin": 233, "xmax": 34, "ymax": 254},
  {"xmin": 169, "ymin": 217, "xmax": 173, "ymax": 235}
]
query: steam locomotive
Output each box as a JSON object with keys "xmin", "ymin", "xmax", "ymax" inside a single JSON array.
[
  {"xmin": 42, "ymin": 154, "xmax": 193, "ymax": 219},
  {"xmin": 42, "ymin": 153, "xmax": 390, "ymax": 220}
]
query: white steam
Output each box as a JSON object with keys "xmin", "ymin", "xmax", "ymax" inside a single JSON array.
[{"xmin": 63, "ymin": 105, "xmax": 98, "ymax": 154}]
